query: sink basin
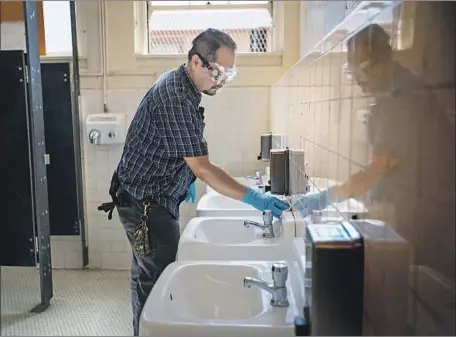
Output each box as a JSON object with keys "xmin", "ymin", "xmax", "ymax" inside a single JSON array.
[
  {"xmin": 164, "ymin": 264, "xmax": 263, "ymax": 320},
  {"xmin": 177, "ymin": 213, "xmax": 302, "ymax": 261},
  {"xmin": 139, "ymin": 260, "xmax": 304, "ymax": 337},
  {"xmin": 196, "ymin": 193, "xmax": 262, "ymax": 217},
  {"xmin": 193, "ymin": 218, "xmax": 259, "ymax": 244}
]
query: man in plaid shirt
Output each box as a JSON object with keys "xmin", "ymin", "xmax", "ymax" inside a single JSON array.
[{"xmin": 101, "ymin": 28, "xmax": 289, "ymax": 335}]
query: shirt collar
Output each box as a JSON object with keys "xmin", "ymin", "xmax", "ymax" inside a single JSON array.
[{"xmin": 178, "ymin": 64, "xmax": 202, "ymax": 105}]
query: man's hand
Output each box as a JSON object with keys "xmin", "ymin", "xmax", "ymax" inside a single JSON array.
[
  {"xmin": 185, "ymin": 182, "xmax": 196, "ymax": 203},
  {"xmin": 243, "ymin": 188, "xmax": 290, "ymax": 218},
  {"xmin": 184, "ymin": 156, "xmax": 289, "ymax": 217},
  {"xmin": 289, "ymin": 155, "xmax": 398, "ymax": 217},
  {"xmin": 293, "ymin": 189, "xmax": 335, "ymax": 217}
]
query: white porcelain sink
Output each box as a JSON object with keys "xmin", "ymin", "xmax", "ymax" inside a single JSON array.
[
  {"xmin": 192, "ymin": 217, "xmax": 262, "ymax": 244},
  {"xmin": 177, "ymin": 213, "xmax": 302, "ymax": 261},
  {"xmin": 196, "ymin": 193, "xmax": 263, "ymax": 217},
  {"xmin": 163, "ymin": 264, "xmax": 262, "ymax": 320},
  {"xmin": 139, "ymin": 259, "xmax": 304, "ymax": 337}
]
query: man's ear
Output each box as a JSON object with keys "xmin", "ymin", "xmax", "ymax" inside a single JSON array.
[{"xmin": 191, "ymin": 54, "xmax": 200, "ymax": 68}]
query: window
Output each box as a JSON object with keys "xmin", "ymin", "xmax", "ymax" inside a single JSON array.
[
  {"xmin": 43, "ymin": 1, "xmax": 72, "ymax": 56},
  {"xmin": 146, "ymin": 1, "xmax": 275, "ymax": 55}
]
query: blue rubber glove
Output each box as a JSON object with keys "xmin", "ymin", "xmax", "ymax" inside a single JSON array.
[
  {"xmin": 242, "ymin": 188, "xmax": 290, "ymax": 218},
  {"xmin": 185, "ymin": 182, "xmax": 196, "ymax": 203},
  {"xmin": 293, "ymin": 189, "xmax": 334, "ymax": 217}
]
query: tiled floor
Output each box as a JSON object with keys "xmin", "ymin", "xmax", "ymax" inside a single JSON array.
[{"xmin": 1, "ymin": 267, "xmax": 132, "ymax": 336}]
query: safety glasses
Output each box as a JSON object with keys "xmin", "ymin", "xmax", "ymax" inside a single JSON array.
[{"xmin": 196, "ymin": 52, "xmax": 238, "ymax": 85}]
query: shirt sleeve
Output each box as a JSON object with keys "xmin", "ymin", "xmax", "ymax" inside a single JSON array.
[
  {"xmin": 154, "ymin": 100, "xmax": 208, "ymax": 158},
  {"xmin": 368, "ymin": 101, "xmax": 403, "ymax": 158}
]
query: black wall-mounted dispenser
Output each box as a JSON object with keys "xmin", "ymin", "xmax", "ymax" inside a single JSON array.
[
  {"xmin": 305, "ymin": 221, "xmax": 364, "ymax": 336},
  {"xmin": 288, "ymin": 149, "xmax": 307, "ymax": 195},
  {"xmin": 270, "ymin": 148, "xmax": 289, "ymax": 195},
  {"xmin": 270, "ymin": 148, "xmax": 307, "ymax": 196},
  {"xmin": 258, "ymin": 133, "xmax": 273, "ymax": 161},
  {"xmin": 258, "ymin": 133, "xmax": 285, "ymax": 161},
  {"xmin": 303, "ymin": 220, "xmax": 411, "ymax": 336}
]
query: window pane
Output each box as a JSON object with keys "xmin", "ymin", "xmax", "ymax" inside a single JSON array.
[
  {"xmin": 190, "ymin": 1, "xmax": 229, "ymax": 5},
  {"xmin": 149, "ymin": 1, "xmax": 190, "ymax": 6},
  {"xmin": 148, "ymin": 8, "xmax": 273, "ymax": 53},
  {"xmin": 149, "ymin": 1, "xmax": 269, "ymax": 6},
  {"xmin": 230, "ymin": 1, "xmax": 269, "ymax": 4},
  {"xmin": 150, "ymin": 43, "xmax": 183, "ymax": 53},
  {"xmin": 43, "ymin": 1, "xmax": 72, "ymax": 55}
]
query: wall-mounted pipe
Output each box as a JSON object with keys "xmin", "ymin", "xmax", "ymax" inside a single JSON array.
[{"xmin": 100, "ymin": 1, "xmax": 108, "ymax": 113}]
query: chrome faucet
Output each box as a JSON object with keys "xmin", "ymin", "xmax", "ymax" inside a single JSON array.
[
  {"xmin": 255, "ymin": 169, "xmax": 263, "ymax": 185},
  {"xmin": 311, "ymin": 210, "xmax": 323, "ymax": 223},
  {"xmin": 244, "ymin": 210, "xmax": 275, "ymax": 238},
  {"xmin": 89, "ymin": 129, "xmax": 101, "ymax": 145},
  {"xmin": 246, "ymin": 169, "xmax": 263, "ymax": 186},
  {"xmin": 244, "ymin": 262, "xmax": 289, "ymax": 307}
]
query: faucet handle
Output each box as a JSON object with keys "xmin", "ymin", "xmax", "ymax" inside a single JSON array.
[
  {"xmin": 271, "ymin": 262, "xmax": 288, "ymax": 287},
  {"xmin": 263, "ymin": 210, "xmax": 273, "ymax": 226}
]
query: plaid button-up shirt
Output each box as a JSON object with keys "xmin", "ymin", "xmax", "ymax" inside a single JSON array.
[{"xmin": 117, "ymin": 64, "xmax": 208, "ymax": 219}]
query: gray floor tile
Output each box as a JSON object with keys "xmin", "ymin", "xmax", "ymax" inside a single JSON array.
[{"xmin": 1, "ymin": 267, "xmax": 132, "ymax": 336}]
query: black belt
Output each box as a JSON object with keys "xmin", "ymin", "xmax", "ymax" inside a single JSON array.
[
  {"xmin": 98, "ymin": 170, "xmax": 187, "ymax": 220},
  {"xmin": 98, "ymin": 170, "xmax": 153, "ymax": 257}
]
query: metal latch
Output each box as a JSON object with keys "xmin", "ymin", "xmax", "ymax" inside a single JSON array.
[{"xmin": 44, "ymin": 154, "xmax": 51, "ymax": 165}]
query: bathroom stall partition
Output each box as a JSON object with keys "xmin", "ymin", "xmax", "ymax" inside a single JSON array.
[
  {"xmin": 0, "ymin": 1, "xmax": 52, "ymax": 312},
  {"xmin": 0, "ymin": 1, "xmax": 86, "ymax": 312}
]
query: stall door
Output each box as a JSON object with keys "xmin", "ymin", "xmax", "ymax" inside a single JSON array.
[
  {"xmin": 0, "ymin": 50, "xmax": 37, "ymax": 266},
  {"xmin": 41, "ymin": 62, "xmax": 80, "ymax": 236}
]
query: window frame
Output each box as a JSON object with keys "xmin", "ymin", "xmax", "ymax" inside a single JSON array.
[{"xmin": 134, "ymin": 0, "xmax": 283, "ymax": 58}]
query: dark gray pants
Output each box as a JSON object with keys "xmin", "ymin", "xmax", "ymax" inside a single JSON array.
[{"xmin": 116, "ymin": 188, "xmax": 180, "ymax": 336}]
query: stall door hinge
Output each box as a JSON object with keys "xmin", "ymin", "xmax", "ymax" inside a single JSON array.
[
  {"xmin": 25, "ymin": 65, "xmax": 29, "ymax": 83},
  {"xmin": 44, "ymin": 154, "xmax": 51, "ymax": 165}
]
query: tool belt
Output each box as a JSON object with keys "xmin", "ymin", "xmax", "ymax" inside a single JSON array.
[
  {"xmin": 97, "ymin": 170, "xmax": 121, "ymax": 220},
  {"xmin": 97, "ymin": 170, "xmax": 152, "ymax": 257}
]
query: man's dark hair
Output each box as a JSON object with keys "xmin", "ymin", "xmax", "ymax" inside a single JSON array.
[
  {"xmin": 347, "ymin": 23, "xmax": 392, "ymax": 54},
  {"xmin": 188, "ymin": 28, "xmax": 237, "ymax": 62}
]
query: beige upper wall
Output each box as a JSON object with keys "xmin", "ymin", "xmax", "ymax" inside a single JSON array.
[{"xmin": 71, "ymin": 1, "xmax": 301, "ymax": 90}]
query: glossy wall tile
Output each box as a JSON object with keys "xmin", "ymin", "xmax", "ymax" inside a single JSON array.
[{"xmin": 272, "ymin": 1, "xmax": 455, "ymax": 335}]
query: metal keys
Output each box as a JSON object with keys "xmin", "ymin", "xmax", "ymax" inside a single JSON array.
[{"xmin": 133, "ymin": 201, "xmax": 152, "ymax": 257}]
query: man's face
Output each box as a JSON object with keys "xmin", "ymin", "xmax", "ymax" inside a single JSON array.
[
  {"xmin": 347, "ymin": 44, "xmax": 378, "ymax": 94},
  {"xmin": 192, "ymin": 46, "xmax": 237, "ymax": 96}
]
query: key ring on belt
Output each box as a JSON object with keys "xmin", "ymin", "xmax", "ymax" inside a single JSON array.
[{"xmin": 140, "ymin": 200, "xmax": 150, "ymax": 224}]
